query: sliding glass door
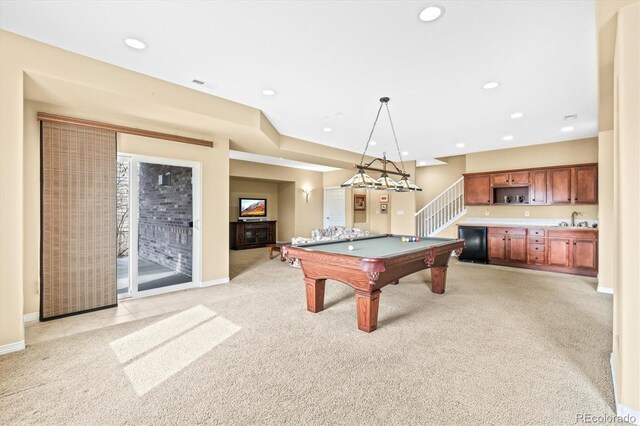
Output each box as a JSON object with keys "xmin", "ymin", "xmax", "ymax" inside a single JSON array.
[{"xmin": 117, "ymin": 155, "xmax": 201, "ymax": 299}]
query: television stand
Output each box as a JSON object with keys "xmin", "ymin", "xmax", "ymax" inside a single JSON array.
[{"xmin": 229, "ymin": 220, "xmax": 277, "ymax": 250}]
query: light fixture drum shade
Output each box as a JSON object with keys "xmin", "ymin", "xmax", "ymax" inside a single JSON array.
[
  {"xmin": 376, "ymin": 174, "xmax": 399, "ymax": 190},
  {"xmin": 341, "ymin": 169, "xmax": 380, "ymax": 188},
  {"xmin": 396, "ymin": 177, "xmax": 423, "ymax": 192}
]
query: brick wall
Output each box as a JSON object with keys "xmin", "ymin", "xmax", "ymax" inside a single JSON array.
[{"xmin": 138, "ymin": 163, "xmax": 193, "ymax": 277}]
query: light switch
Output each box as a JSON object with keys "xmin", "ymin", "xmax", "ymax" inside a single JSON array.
[
  {"xmin": 485, "ymin": 209, "xmax": 490, "ymax": 216},
  {"xmin": 524, "ymin": 211, "xmax": 530, "ymax": 217}
]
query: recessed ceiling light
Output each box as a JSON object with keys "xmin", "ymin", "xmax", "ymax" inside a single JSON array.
[
  {"xmin": 503, "ymin": 135, "xmax": 514, "ymax": 141},
  {"xmin": 482, "ymin": 81, "xmax": 500, "ymax": 90},
  {"xmin": 419, "ymin": 6, "xmax": 444, "ymax": 22},
  {"xmin": 124, "ymin": 38, "xmax": 146, "ymax": 50},
  {"xmin": 418, "ymin": 161, "xmax": 427, "ymax": 166},
  {"xmin": 561, "ymin": 126, "xmax": 574, "ymax": 132},
  {"xmin": 369, "ymin": 141, "xmax": 377, "ymax": 146},
  {"xmin": 402, "ymin": 151, "xmax": 409, "ymax": 156},
  {"xmin": 322, "ymin": 127, "xmax": 332, "ymax": 132},
  {"xmin": 456, "ymin": 143, "xmax": 465, "ymax": 148},
  {"xmin": 262, "ymin": 89, "xmax": 277, "ymax": 96},
  {"xmin": 510, "ymin": 112, "xmax": 524, "ymax": 119},
  {"xmin": 192, "ymin": 79, "xmax": 205, "ymax": 85},
  {"xmin": 564, "ymin": 114, "xmax": 578, "ymax": 121}
]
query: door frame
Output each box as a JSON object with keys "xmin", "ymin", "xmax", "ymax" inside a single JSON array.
[
  {"xmin": 117, "ymin": 152, "xmax": 202, "ymax": 299},
  {"xmin": 323, "ymin": 186, "xmax": 346, "ymax": 228}
]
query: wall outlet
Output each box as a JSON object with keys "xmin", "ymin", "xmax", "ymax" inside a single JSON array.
[
  {"xmin": 524, "ymin": 211, "xmax": 530, "ymax": 217},
  {"xmin": 484, "ymin": 209, "xmax": 490, "ymax": 216}
]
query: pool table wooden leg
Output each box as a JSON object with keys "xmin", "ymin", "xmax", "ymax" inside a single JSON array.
[
  {"xmin": 355, "ymin": 290, "xmax": 381, "ymax": 332},
  {"xmin": 430, "ymin": 266, "xmax": 448, "ymax": 294},
  {"xmin": 305, "ymin": 278, "xmax": 325, "ymax": 313}
]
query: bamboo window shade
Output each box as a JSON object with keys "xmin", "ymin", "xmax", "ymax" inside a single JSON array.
[{"xmin": 40, "ymin": 120, "xmax": 117, "ymax": 320}]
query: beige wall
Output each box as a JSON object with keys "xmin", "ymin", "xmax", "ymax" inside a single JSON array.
[
  {"xmin": 230, "ymin": 178, "xmax": 280, "ymax": 222},
  {"xmin": 119, "ymin": 134, "xmax": 230, "ymax": 283},
  {"xmin": 596, "ymin": 0, "xmax": 638, "ymax": 132},
  {"xmin": 610, "ymin": 1, "xmax": 640, "ymax": 413},
  {"xmin": 229, "ymin": 160, "xmax": 323, "ymax": 241},
  {"xmin": 415, "ymin": 155, "xmax": 466, "ymax": 209}
]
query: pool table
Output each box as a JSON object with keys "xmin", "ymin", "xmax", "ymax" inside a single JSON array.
[{"xmin": 283, "ymin": 234, "xmax": 465, "ymax": 332}]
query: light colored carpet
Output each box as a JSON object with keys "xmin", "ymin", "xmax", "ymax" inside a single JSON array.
[{"xmin": 0, "ymin": 249, "xmax": 614, "ymax": 425}]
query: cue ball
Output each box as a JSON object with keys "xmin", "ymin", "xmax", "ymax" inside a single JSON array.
[{"xmin": 348, "ymin": 245, "xmax": 354, "ymax": 251}]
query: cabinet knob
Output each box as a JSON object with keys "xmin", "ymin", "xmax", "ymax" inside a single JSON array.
[
  {"xmin": 566, "ymin": 241, "xmax": 569, "ymax": 245},
  {"xmin": 574, "ymin": 197, "xmax": 578, "ymax": 201},
  {"xmin": 532, "ymin": 198, "xmax": 536, "ymax": 201},
  {"xmin": 502, "ymin": 237, "xmax": 505, "ymax": 241},
  {"xmin": 573, "ymin": 242, "xmax": 576, "ymax": 245},
  {"xmin": 567, "ymin": 198, "xmax": 571, "ymax": 201}
]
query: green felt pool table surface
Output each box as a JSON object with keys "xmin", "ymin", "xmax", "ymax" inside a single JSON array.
[{"xmin": 294, "ymin": 235, "xmax": 457, "ymax": 258}]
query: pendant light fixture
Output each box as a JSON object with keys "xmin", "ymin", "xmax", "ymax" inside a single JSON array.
[{"xmin": 341, "ymin": 97, "xmax": 422, "ymax": 192}]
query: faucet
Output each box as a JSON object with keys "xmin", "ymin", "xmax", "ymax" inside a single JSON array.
[{"xmin": 571, "ymin": 211, "xmax": 581, "ymax": 227}]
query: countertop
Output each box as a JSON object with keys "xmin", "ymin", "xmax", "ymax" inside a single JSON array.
[{"xmin": 457, "ymin": 223, "xmax": 598, "ymax": 231}]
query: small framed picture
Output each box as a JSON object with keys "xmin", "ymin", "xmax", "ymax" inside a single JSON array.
[
  {"xmin": 354, "ymin": 194, "xmax": 366, "ymax": 211},
  {"xmin": 380, "ymin": 203, "xmax": 388, "ymax": 213},
  {"xmin": 379, "ymin": 194, "xmax": 389, "ymax": 203}
]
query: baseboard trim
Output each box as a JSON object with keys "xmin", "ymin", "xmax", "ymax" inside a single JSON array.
[
  {"xmin": 24, "ymin": 312, "xmax": 39, "ymax": 323},
  {"xmin": 610, "ymin": 353, "xmax": 640, "ymax": 425},
  {"xmin": 0, "ymin": 340, "xmax": 25, "ymax": 356},
  {"xmin": 597, "ymin": 286, "xmax": 614, "ymax": 294},
  {"xmin": 199, "ymin": 277, "xmax": 230, "ymax": 288}
]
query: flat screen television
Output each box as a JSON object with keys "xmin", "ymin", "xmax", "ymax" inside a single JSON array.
[{"xmin": 239, "ymin": 198, "xmax": 267, "ymax": 219}]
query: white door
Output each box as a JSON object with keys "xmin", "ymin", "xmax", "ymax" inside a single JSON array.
[
  {"xmin": 324, "ymin": 187, "xmax": 346, "ymax": 228},
  {"xmin": 117, "ymin": 153, "xmax": 202, "ymax": 299}
]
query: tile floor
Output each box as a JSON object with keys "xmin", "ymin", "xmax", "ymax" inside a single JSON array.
[{"xmin": 25, "ymin": 283, "xmax": 255, "ymax": 345}]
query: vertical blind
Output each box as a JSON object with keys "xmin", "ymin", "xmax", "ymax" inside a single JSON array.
[{"xmin": 40, "ymin": 121, "xmax": 117, "ymax": 319}]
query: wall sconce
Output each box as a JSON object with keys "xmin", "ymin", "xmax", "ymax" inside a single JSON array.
[{"xmin": 301, "ymin": 188, "xmax": 312, "ymax": 203}]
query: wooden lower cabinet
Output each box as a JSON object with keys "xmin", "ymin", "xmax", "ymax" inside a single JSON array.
[
  {"xmin": 507, "ymin": 235, "xmax": 527, "ymax": 262},
  {"xmin": 573, "ymin": 239, "xmax": 598, "ymax": 269},
  {"xmin": 548, "ymin": 238, "xmax": 571, "ymax": 267},
  {"xmin": 488, "ymin": 228, "xmax": 526, "ymax": 263},
  {"xmin": 486, "ymin": 226, "xmax": 597, "ymax": 277}
]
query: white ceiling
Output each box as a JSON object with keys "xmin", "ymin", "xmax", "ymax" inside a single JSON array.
[{"xmin": 0, "ymin": 1, "xmax": 598, "ymax": 166}]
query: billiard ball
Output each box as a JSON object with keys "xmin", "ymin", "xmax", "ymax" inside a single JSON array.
[{"xmin": 347, "ymin": 245, "xmax": 354, "ymax": 251}]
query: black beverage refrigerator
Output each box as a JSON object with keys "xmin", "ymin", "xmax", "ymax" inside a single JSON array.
[{"xmin": 457, "ymin": 226, "xmax": 488, "ymax": 263}]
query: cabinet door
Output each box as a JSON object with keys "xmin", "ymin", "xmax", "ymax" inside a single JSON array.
[
  {"xmin": 491, "ymin": 173, "xmax": 511, "ymax": 186},
  {"xmin": 464, "ymin": 174, "xmax": 491, "ymax": 205},
  {"xmin": 530, "ymin": 170, "xmax": 548, "ymax": 204},
  {"xmin": 574, "ymin": 165, "xmax": 598, "ymax": 204},
  {"xmin": 549, "ymin": 168, "xmax": 572, "ymax": 204},
  {"xmin": 573, "ymin": 239, "xmax": 597, "ymax": 269},
  {"xmin": 548, "ymin": 238, "xmax": 571, "ymax": 267},
  {"xmin": 510, "ymin": 171, "xmax": 530, "ymax": 185},
  {"xmin": 488, "ymin": 235, "xmax": 507, "ymax": 261},
  {"xmin": 507, "ymin": 236, "xmax": 527, "ymax": 263}
]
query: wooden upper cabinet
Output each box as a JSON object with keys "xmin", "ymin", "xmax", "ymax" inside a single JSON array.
[
  {"xmin": 548, "ymin": 168, "xmax": 572, "ymax": 204},
  {"xmin": 491, "ymin": 173, "xmax": 510, "ymax": 186},
  {"xmin": 491, "ymin": 171, "xmax": 529, "ymax": 186},
  {"xmin": 510, "ymin": 171, "xmax": 530, "ymax": 185},
  {"xmin": 530, "ymin": 170, "xmax": 548, "ymax": 204},
  {"xmin": 574, "ymin": 165, "xmax": 598, "ymax": 204},
  {"xmin": 464, "ymin": 174, "xmax": 491, "ymax": 205},
  {"xmin": 463, "ymin": 164, "xmax": 597, "ymax": 207}
]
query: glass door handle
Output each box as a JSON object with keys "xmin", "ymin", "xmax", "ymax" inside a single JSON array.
[{"xmin": 194, "ymin": 219, "xmax": 201, "ymax": 230}]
